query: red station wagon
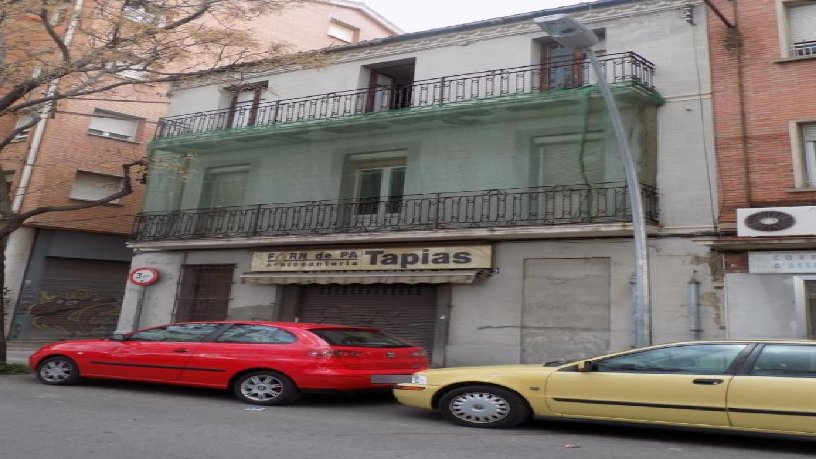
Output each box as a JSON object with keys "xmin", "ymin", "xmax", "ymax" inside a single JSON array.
[{"xmin": 29, "ymin": 321, "xmax": 429, "ymax": 405}]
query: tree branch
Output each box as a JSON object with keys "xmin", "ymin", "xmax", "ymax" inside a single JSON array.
[{"xmin": 15, "ymin": 159, "xmax": 147, "ymax": 222}]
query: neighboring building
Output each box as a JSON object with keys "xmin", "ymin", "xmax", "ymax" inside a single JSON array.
[
  {"xmin": 2, "ymin": 0, "xmax": 399, "ymax": 342},
  {"xmin": 121, "ymin": 0, "xmax": 722, "ymax": 366},
  {"xmin": 705, "ymin": 0, "xmax": 816, "ymax": 339}
]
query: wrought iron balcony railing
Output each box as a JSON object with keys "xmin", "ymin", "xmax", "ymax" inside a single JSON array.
[
  {"xmin": 132, "ymin": 182, "xmax": 659, "ymax": 242},
  {"xmin": 155, "ymin": 52, "xmax": 656, "ymax": 139}
]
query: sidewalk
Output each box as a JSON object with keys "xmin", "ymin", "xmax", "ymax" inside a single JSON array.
[{"xmin": 5, "ymin": 342, "xmax": 44, "ymax": 365}]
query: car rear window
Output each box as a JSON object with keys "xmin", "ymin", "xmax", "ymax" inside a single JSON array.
[{"xmin": 309, "ymin": 329, "xmax": 412, "ymax": 348}]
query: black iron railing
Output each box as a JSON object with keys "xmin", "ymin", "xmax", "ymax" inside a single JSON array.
[
  {"xmin": 155, "ymin": 52, "xmax": 656, "ymax": 139},
  {"xmin": 132, "ymin": 182, "xmax": 659, "ymax": 242}
]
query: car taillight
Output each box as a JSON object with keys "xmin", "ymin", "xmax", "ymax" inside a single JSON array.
[
  {"xmin": 411, "ymin": 350, "xmax": 427, "ymax": 358},
  {"xmin": 307, "ymin": 350, "xmax": 366, "ymax": 358}
]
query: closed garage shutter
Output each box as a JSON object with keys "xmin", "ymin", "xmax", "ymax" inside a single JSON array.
[
  {"xmin": 299, "ymin": 284, "xmax": 437, "ymax": 351},
  {"xmin": 18, "ymin": 257, "xmax": 130, "ymax": 341}
]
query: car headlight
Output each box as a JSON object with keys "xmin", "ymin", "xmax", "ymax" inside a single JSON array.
[{"xmin": 411, "ymin": 374, "xmax": 428, "ymax": 385}]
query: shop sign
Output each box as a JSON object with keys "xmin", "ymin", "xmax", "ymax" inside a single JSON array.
[
  {"xmin": 251, "ymin": 245, "xmax": 492, "ymax": 272},
  {"xmin": 749, "ymin": 252, "xmax": 816, "ymax": 274}
]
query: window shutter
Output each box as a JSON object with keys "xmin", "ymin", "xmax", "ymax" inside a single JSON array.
[
  {"xmin": 790, "ymin": 4, "xmax": 816, "ymax": 44},
  {"xmin": 803, "ymin": 125, "xmax": 816, "ymax": 142},
  {"xmin": 88, "ymin": 115, "xmax": 139, "ymax": 140}
]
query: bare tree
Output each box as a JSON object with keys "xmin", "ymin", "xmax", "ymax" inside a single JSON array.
[{"xmin": 0, "ymin": 0, "xmax": 317, "ymax": 363}]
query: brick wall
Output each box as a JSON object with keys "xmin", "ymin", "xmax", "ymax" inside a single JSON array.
[
  {"xmin": 0, "ymin": 0, "xmax": 397, "ymax": 237},
  {"xmin": 708, "ymin": 0, "xmax": 816, "ymax": 224}
]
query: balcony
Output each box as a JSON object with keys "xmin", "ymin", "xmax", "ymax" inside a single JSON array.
[
  {"xmin": 132, "ymin": 182, "xmax": 659, "ymax": 242},
  {"xmin": 154, "ymin": 52, "xmax": 656, "ymax": 140}
]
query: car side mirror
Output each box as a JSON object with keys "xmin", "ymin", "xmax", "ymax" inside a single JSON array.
[
  {"xmin": 110, "ymin": 333, "xmax": 126, "ymax": 341},
  {"xmin": 576, "ymin": 360, "xmax": 595, "ymax": 372}
]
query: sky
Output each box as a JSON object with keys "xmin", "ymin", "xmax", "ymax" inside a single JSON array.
[{"xmin": 361, "ymin": 0, "xmax": 586, "ymax": 33}]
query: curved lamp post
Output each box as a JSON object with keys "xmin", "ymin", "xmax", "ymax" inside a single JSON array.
[{"xmin": 533, "ymin": 14, "xmax": 652, "ymax": 347}]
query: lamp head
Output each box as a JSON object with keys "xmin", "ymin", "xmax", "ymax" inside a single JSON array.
[{"xmin": 533, "ymin": 14, "xmax": 599, "ymax": 49}]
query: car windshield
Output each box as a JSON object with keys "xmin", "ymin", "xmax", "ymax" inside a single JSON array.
[{"xmin": 309, "ymin": 328, "xmax": 412, "ymax": 348}]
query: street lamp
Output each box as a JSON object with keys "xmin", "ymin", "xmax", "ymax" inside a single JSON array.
[{"xmin": 534, "ymin": 14, "xmax": 652, "ymax": 347}]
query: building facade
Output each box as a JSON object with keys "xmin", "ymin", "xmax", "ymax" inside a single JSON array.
[
  {"xmin": 121, "ymin": 0, "xmax": 722, "ymax": 367},
  {"xmin": 706, "ymin": 0, "xmax": 816, "ymax": 339},
  {"xmin": 2, "ymin": 0, "xmax": 399, "ymax": 342}
]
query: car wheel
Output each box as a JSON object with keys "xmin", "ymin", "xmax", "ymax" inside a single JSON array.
[
  {"xmin": 439, "ymin": 385, "xmax": 531, "ymax": 428},
  {"xmin": 233, "ymin": 371, "xmax": 301, "ymax": 406},
  {"xmin": 36, "ymin": 356, "xmax": 81, "ymax": 386}
]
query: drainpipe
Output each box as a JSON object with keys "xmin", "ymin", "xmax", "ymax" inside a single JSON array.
[
  {"xmin": 687, "ymin": 271, "xmax": 701, "ymax": 341},
  {"xmin": 12, "ymin": 0, "xmax": 85, "ymax": 212}
]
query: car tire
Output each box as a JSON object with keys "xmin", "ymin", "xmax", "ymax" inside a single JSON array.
[
  {"xmin": 35, "ymin": 356, "xmax": 81, "ymax": 386},
  {"xmin": 438, "ymin": 385, "xmax": 531, "ymax": 428},
  {"xmin": 233, "ymin": 371, "xmax": 301, "ymax": 406}
]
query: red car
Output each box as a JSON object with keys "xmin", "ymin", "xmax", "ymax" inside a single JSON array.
[{"xmin": 29, "ymin": 321, "xmax": 429, "ymax": 405}]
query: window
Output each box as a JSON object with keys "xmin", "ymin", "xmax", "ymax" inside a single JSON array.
[
  {"xmin": 200, "ymin": 165, "xmax": 249, "ymax": 208},
  {"xmin": 10, "ymin": 114, "xmax": 34, "ymax": 143},
  {"xmin": 354, "ymin": 158, "xmax": 406, "ymax": 215},
  {"xmin": 128, "ymin": 323, "xmax": 219, "ymax": 342},
  {"xmin": 3, "ymin": 170, "xmax": 14, "ymax": 196},
  {"xmin": 122, "ymin": 0, "xmax": 161, "ymax": 24},
  {"xmin": 174, "ymin": 265, "xmax": 235, "ymax": 322},
  {"xmin": 328, "ymin": 20, "xmax": 358, "ymax": 43},
  {"xmin": 69, "ymin": 170, "xmax": 123, "ymax": 203},
  {"xmin": 750, "ymin": 345, "xmax": 816, "ymax": 377},
  {"xmin": 216, "ymin": 324, "xmax": 297, "ymax": 344},
  {"xmin": 593, "ymin": 344, "xmax": 747, "ymax": 375},
  {"xmin": 802, "ymin": 124, "xmax": 816, "ymax": 187},
  {"xmin": 309, "ymin": 328, "xmax": 412, "ymax": 348},
  {"xmin": 786, "ymin": 1, "xmax": 816, "ymax": 57},
  {"xmin": 88, "ymin": 109, "xmax": 141, "ymax": 142},
  {"xmin": 225, "ymin": 82, "xmax": 267, "ymax": 128}
]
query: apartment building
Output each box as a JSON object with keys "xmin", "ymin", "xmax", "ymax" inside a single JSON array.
[
  {"xmin": 3, "ymin": 0, "xmax": 399, "ymax": 342},
  {"xmin": 120, "ymin": 0, "xmax": 722, "ymax": 366},
  {"xmin": 705, "ymin": 0, "xmax": 816, "ymax": 339}
]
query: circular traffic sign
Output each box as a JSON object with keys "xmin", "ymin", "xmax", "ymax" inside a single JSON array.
[{"xmin": 129, "ymin": 267, "xmax": 160, "ymax": 286}]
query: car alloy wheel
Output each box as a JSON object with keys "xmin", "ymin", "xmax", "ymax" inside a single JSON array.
[
  {"xmin": 233, "ymin": 371, "xmax": 301, "ymax": 406},
  {"xmin": 439, "ymin": 385, "xmax": 531, "ymax": 428},
  {"xmin": 36, "ymin": 356, "xmax": 81, "ymax": 385}
]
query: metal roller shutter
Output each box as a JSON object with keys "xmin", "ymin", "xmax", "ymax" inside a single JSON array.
[
  {"xmin": 299, "ymin": 284, "xmax": 437, "ymax": 351},
  {"xmin": 16, "ymin": 257, "xmax": 130, "ymax": 341}
]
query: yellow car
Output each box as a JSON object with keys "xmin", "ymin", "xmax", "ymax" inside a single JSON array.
[{"xmin": 394, "ymin": 340, "xmax": 816, "ymax": 437}]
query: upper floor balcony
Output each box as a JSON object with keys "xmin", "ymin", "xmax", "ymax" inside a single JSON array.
[
  {"xmin": 154, "ymin": 52, "xmax": 656, "ymax": 141},
  {"xmin": 132, "ymin": 182, "xmax": 659, "ymax": 243}
]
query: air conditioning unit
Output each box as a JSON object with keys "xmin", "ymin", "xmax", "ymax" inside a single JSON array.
[{"xmin": 737, "ymin": 206, "xmax": 816, "ymax": 237}]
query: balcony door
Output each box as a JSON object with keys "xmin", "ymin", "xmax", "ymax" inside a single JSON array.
[
  {"xmin": 196, "ymin": 165, "xmax": 249, "ymax": 236},
  {"xmin": 353, "ymin": 159, "xmax": 406, "ymax": 228},
  {"xmin": 539, "ymin": 43, "xmax": 586, "ymax": 91},
  {"xmin": 364, "ymin": 59, "xmax": 415, "ymax": 113},
  {"xmin": 530, "ymin": 134, "xmax": 605, "ymax": 223},
  {"xmin": 226, "ymin": 82, "xmax": 267, "ymax": 129}
]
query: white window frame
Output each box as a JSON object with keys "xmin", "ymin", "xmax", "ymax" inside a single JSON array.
[
  {"xmin": 88, "ymin": 109, "xmax": 141, "ymax": 142},
  {"xmin": 777, "ymin": 0, "xmax": 816, "ymax": 58},
  {"xmin": 793, "ymin": 276, "xmax": 816, "ymax": 338},
  {"xmin": 790, "ymin": 121, "xmax": 816, "ymax": 188},
  {"xmin": 10, "ymin": 114, "xmax": 35, "ymax": 143},
  {"xmin": 69, "ymin": 170, "xmax": 124, "ymax": 203},
  {"xmin": 328, "ymin": 20, "xmax": 358, "ymax": 43}
]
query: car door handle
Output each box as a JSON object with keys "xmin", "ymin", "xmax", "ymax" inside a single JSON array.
[
  {"xmin": 692, "ymin": 378, "xmax": 724, "ymax": 385},
  {"xmin": 173, "ymin": 348, "xmax": 190, "ymax": 353}
]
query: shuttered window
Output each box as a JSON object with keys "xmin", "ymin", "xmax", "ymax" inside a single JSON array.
[
  {"xmin": 788, "ymin": 3, "xmax": 816, "ymax": 57},
  {"xmin": 803, "ymin": 124, "xmax": 816, "ymax": 186},
  {"xmin": 70, "ymin": 170, "xmax": 123, "ymax": 203},
  {"xmin": 88, "ymin": 109, "xmax": 141, "ymax": 141},
  {"xmin": 328, "ymin": 20, "xmax": 358, "ymax": 43},
  {"xmin": 174, "ymin": 265, "xmax": 235, "ymax": 322}
]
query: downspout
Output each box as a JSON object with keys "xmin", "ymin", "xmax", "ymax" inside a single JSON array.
[{"xmin": 12, "ymin": 0, "xmax": 85, "ymax": 212}]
